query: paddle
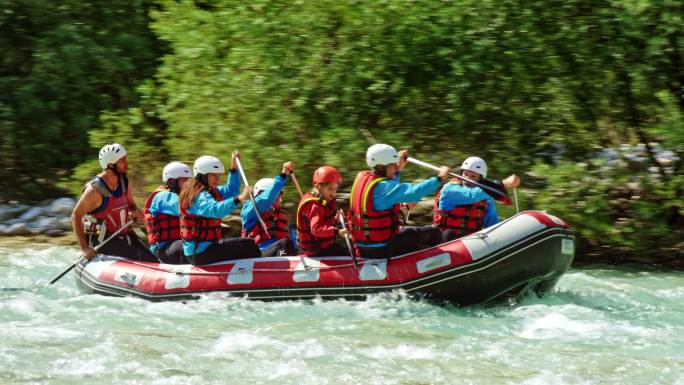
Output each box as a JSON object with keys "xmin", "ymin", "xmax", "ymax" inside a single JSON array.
[
  {"xmin": 289, "ymin": 172, "xmax": 305, "ymax": 199},
  {"xmin": 48, "ymin": 219, "xmax": 135, "ymax": 285},
  {"xmin": 337, "ymin": 209, "xmax": 359, "ymax": 271},
  {"xmin": 513, "ymin": 188, "xmax": 519, "ymax": 213},
  {"xmin": 407, "ymin": 157, "xmax": 511, "ymax": 204},
  {"xmin": 234, "ymin": 155, "xmax": 271, "ymax": 238}
]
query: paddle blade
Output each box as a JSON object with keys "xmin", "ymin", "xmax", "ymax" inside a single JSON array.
[{"xmin": 480, "ymin": 178, "xmax": 512, "ymax": 205}]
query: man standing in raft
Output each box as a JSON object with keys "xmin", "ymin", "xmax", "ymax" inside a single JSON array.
[
  {"xmin": 176, "ymin": 152, "xmax": 261, "ymax": 265},
  {"xmin": 143, "ymin": 161, "xmax": 192, "ymax": 264},
  {"xmin": 349, "ymin": 144, "xmax": 450, "ymax": 259},
  {"xmin": 71, "ymin": 143, "xmax": 157, "ymax": 261},
  {"xmin": 241, "ymin": 161, "xmax": 297, "ymax": 257},
  {"xmin": 434, "ymin": 156, "xmax": 520, "ymax": 241}
]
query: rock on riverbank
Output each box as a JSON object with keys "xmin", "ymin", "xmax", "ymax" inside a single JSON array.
[{"xmin": 0, "ymin": 198, "xmax": 76, "ymax": 237}]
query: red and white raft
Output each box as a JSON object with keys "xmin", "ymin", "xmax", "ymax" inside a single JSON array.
[{"xmin": 75, "ymin": 210, "xmax": 575, "ymax": 305}]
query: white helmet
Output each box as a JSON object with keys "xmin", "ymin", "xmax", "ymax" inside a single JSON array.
[
  {"xmin": 460, "ymin": 156, "xmax": 487, "ymax": 178},
  {"xmin": 254, "ymin": 178, "xmax": 274, "ymax": 196},
  {"xmin": 98, "ymin": 143, "xmax": 127, "ymax": 169},
  {"xmin": 193, "ymin": 155, "xmax": 225, "ymax": 176},
  {"xmin": 366, "ymin": 143, "xmax": 399, "ymax": 168},
  {"xmin": 162, "ymin": 161, "xmax": 192, "ymax": 182}
]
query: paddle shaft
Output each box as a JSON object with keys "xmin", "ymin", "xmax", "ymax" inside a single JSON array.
[
  {"xmin": 234, "ymin": 156, "xmax": 271, "ymax": 239},
  {"xmin": 290, "ymin": 172, "xmax": 304, "ymax": 199},
  {"xmin": 513, "ymin": 188, "xmax": 519, "ymax": 213},
  {"xmin": 48, "ymin": 219, "xmax": 135, "ymax": 285},
  {"xmin": 406, "ymin": 157, "xmax": 507, "ymax": 200},
  {"xmin": 337, "ymin": 210, "xmax": 359, "ymax": 270}
]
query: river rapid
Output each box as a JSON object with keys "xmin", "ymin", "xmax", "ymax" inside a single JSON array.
[{"xmin": 1, "ymin": 244, "xmax": 683, "ymax": 385}]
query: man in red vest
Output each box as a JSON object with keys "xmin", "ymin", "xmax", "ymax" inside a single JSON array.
[
  {"xmin": 71, "ymin": 143, "xmax": 156, "ymax": 262},
  {"xmin": 348, "ymin": 144, "xmax": 450, "ymax": 259}
]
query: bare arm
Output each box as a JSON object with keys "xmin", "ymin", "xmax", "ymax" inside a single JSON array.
[{"xmin": 71, "ymin": 186, "xmax": 102, "ymax": 259}]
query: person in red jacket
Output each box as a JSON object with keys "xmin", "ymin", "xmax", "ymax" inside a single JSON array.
[{"xmin": 296, "ymin": 166, "xmax": 349, "ymax": 256}]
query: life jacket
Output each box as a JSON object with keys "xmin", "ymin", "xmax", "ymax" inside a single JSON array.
[
  {"xmin": 348, "ymin": 171, "xmax": 400, "ymax": 245},
  {"xmin": 433, "ymin": 181, "xmax": 488, "ymax": 237},
  {"xmin": 179, "ymin": 188, "xmax": 223, "ymax": 246},
  {"xmin": 143, "ymin": 185, "xmax": 181, "ymax": 247},
  {"xmin": 242, "ymin": 202, "xmax": 289, "ymax": 245},
  {"xmin": 296, "ymin": 193, "xmax": 337, "ymax": 255},
  {"xmin": 83, "ymin": 175, "xmax": 130, "ymax": 236}
]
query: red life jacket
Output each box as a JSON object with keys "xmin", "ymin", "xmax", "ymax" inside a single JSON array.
[
  {"xmin": 144, "ymin": 186, "xmax": 181, "ymax": 246},
  {"xmin": 433, "ymin": 182, "xmax": 488, "ymax": 237},
  {"xmin": 83, "ymin": 175, "xmax": 130, "ymax": 235},
  {"xmin": 242, "ymin": 202, "xmax": 289, "ymax": 245},
  {"xmin": 180, "ymin": 188, "xmax": 223, "ymax": 245},
  {"xmin": 296, "ymin": 193, "xmax": 337, "ymax": 255},
  {"xmin": 348, "ymin": 171, "xmax": 400, "ymax": 245}
]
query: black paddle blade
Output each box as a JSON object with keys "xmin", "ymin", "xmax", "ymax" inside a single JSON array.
[{"xmin": 479, "ymin": 178, "xmax": 512, "ymax": 205}]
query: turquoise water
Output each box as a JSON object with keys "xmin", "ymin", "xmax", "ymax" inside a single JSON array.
[{"xmin": 1, "ymin": 245, "xmax": 683, "ymax": 385}]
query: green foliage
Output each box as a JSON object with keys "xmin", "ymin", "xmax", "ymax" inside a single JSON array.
[
  {"xmin": 3, "ymin": 0, "xmax": 683, "ymax": 261},
  {"xmin": 532, "ymin": 157, "xmax": 683, "ymax": 256},
  {"xmin": 0, "ymin": 0, "xmax": 163, "ymax": 201}
]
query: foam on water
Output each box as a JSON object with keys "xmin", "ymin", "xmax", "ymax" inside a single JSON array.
[{"xmin": 1, "ymin": 246, "xmax": 683, "ymax": 384}]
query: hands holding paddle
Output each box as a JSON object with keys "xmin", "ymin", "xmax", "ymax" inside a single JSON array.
[
  {"xmin": 398, "ymin": 149, "xmax": 450, "ymax": 180},
  {"xmin": 503, "ymin": 174, "xmax": 520, "ymax": 189},
  {"xmin": 238, "ymin": 186, "xmax": 254, "ymax": 202},
  {"xmin": 81, "ymin": 246, "xmax": 98, "ymax": 260},
  {"xmin": 282, "ymin": 161, "xmax": 295, "ymax": 176},
  {"xmin": 230, "ymin": 150, "xmax": 240, "ymax": 171}
]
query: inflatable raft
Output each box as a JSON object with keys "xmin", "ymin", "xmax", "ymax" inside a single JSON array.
[{"xmin": 74, "ymin": 210, "xmax": 575, "ymax": 305}]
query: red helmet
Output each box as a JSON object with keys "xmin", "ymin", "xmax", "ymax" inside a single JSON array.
[{"xmin": 312, "ymin": 166, "xmax": 342, "ymax": 184}]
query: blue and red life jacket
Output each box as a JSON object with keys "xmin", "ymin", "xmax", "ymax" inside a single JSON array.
[{"xmin": 144, "ymin": 186, "xmax": 181, "ymax": 246}]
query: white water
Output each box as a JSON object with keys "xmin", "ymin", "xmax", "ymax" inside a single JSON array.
[{"xmin": 1, "ymin": 245, "xmax": 683, "ymax": 384}]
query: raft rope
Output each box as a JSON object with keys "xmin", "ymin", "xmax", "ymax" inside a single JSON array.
[{"xmin": 117, "ymin": 258, "xmax": 362, "ymax": 276}]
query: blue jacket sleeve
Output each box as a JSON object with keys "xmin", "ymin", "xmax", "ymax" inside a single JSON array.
[
  {"xmin": 150, "ymin": 191, "xmax": 180, "ymax": 216},
  {"xmin": 188, "ymin": 190, "xmax": 238, "ymax": 218},
  {"xmin": 217, "ymin": 170, "xmax": 241, "ymax": 199},
  {"xmin": 372, "ymin": 172, "xmax": 440, "ymax": 211},
  {"xmin": 438, "ymin": 184, "xmax": 492, "ymax": 211},
  {"xmin": 241, "ymin": 174, "xmax": 287, "ymax": 231},
  {"xmin": 483, "ymin": 201, "xmax": 499, "ymax": 227}
]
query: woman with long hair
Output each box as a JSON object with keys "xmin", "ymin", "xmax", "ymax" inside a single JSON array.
[{"xmin": 166, "ymin": 151, "xmax": 260, "ymax": 265}]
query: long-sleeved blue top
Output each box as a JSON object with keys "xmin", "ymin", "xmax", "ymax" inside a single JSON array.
[
  {"xmin": 438, "ymin": 182, "xmax": 499, "ymax": 228},
  {"xmin": 147, "ymin": 190, "xmax": 180, "ymax": 254},
  {"xmin": 359, "ymin": 171, "xmax": 441, "ymax": 248},
  {"xmin": 241, "ymin": 174, "xmax": 288, "ymax": 239},
  {"xmin": 182, "ymin": 170, "xmax": 241, "ymax": 256}
]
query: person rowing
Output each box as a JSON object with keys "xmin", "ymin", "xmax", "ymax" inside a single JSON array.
[
  {"xmin": 296, "ymin": 166, "xmax": 349, "ymax": 256},
  {"xmin": 71, "ymin": 143, "xmax": 156, "ymax": 262},
  {"xmin": 434, "ymin": 156, "xmax": 520, "ymax": 241},
  {"xmin": 143, "ymin": 161, "xmax": 192, "ymax": 264},
  {"xmin": 173, "ymin": 152, "xmax": 261, "ymax": 265},
  {"xmin": 348, "ymin": 144, "xmax": 450, "ymax": 259},
  {"xmin": 241, "ymin": 161, "xmax": 297, "ymax": 257}
]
